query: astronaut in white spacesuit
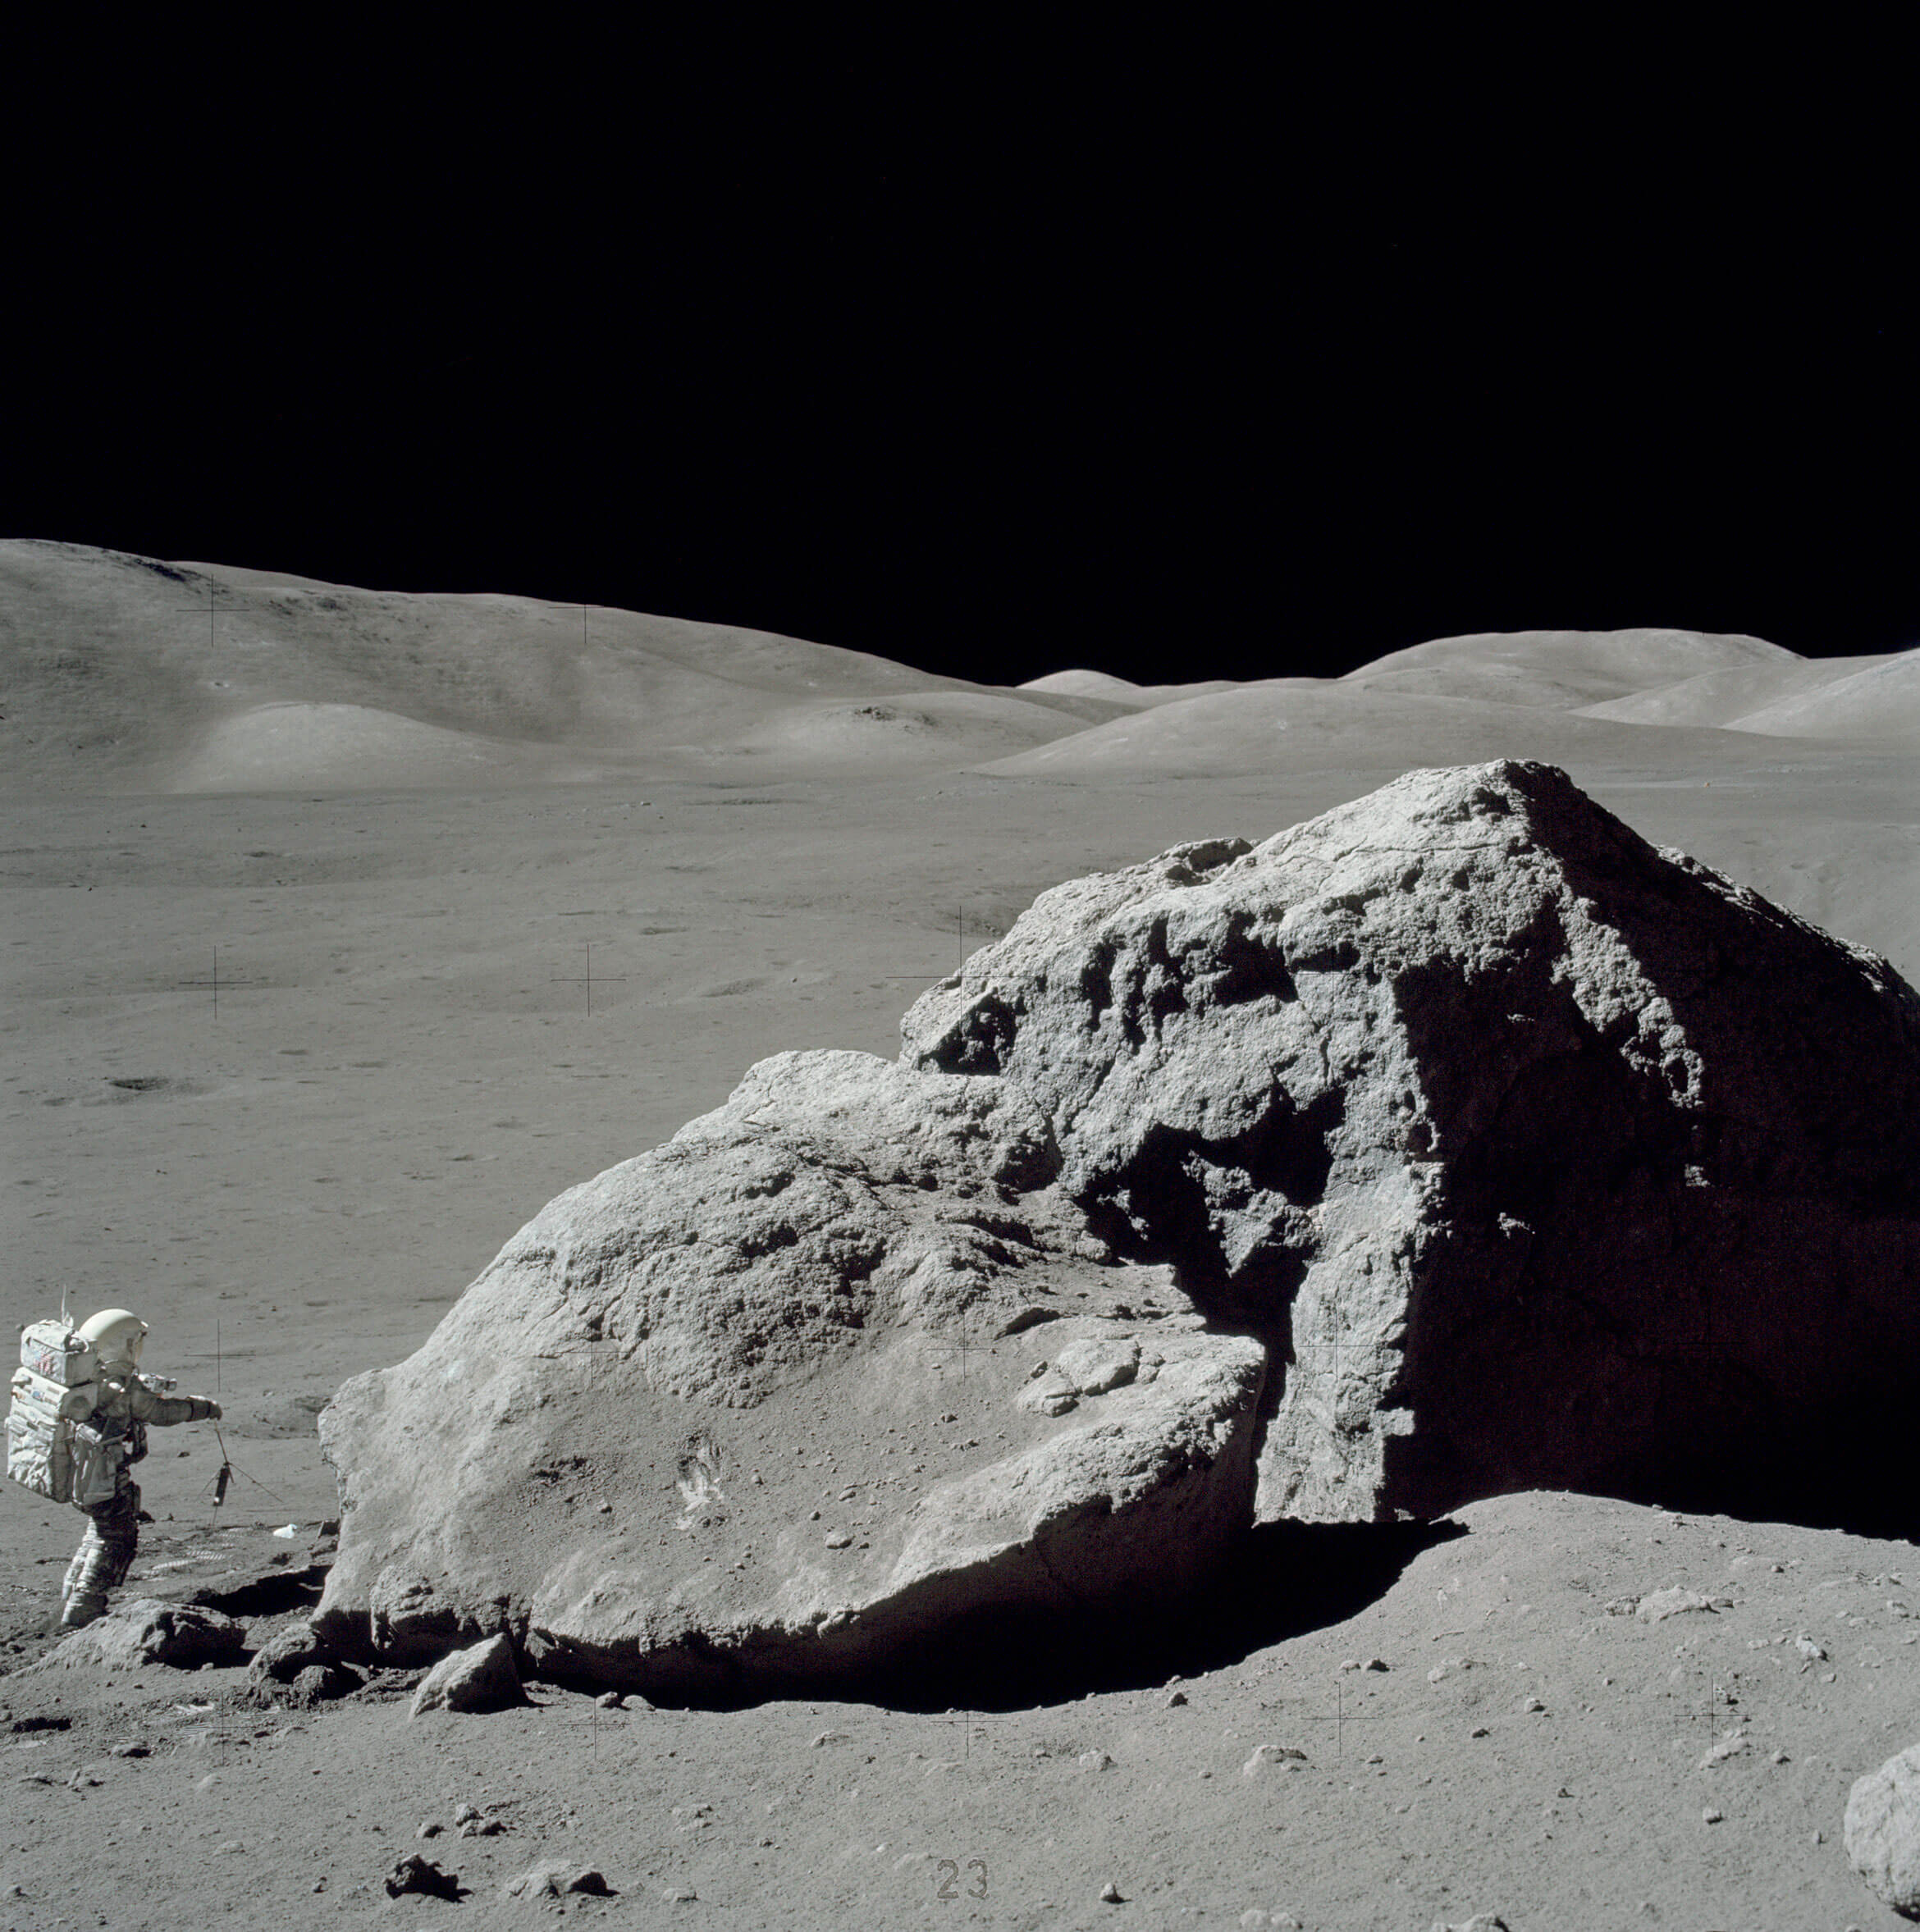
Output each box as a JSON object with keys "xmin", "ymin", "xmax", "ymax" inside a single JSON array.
[{"xmin": 59, "ymin": 1309, "xmax": 221, "ymax": 1630}]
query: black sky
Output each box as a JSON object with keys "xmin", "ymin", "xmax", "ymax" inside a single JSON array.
[{"xmin": 7, "ymin": 24, "xmax": 1913, "ymax": 686}]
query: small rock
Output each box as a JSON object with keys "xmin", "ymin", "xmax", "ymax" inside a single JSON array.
[
  {"xmin": 417, "ymin": 1822, "xmax": 442, "ymax": 1840},
  {"xmin": 1079, "ymin": 1749, "xmax": 1115, "ymax": 1771},
  {"xmin": 1052, "ymin": 1336, "xmax": 1140, "ymax": 1395},
  {"xmin": 1429, "ymin": 1916, "xmax": 1511, "ymax": 1932},
  {"xmin": 284, "ymin": 1662, "xmax": 360, "ymax": 1708},
  {"xmin": 112, "ymin": 1742, "xmax": 150, "ymax": 1758},
  {"xmin": 662, "ymin": 1884, "xmax": 698, "ymax": 1902},
  {"xmin": 1703, "ymin": 1806, "xmax": 1724, "ymax": 1824},
  {"xmin": 246, "ymin": 1619, "xmax": 339, "ymax": 1687},
  {"xmin": 1636, "ymin": 1588, "xmax": 1715, "ymax": 1623},
  {"xmin": 1242, "ymin": 1745, "xmax": 1307, "ymax": 1775},
  {"xmin": 1796, "ymin": 1636, "xmax": 1829, "ymax": 1660},
  {"xmin": 1470, "ymin": 1725, "xmax": 1491, "ymax": 1738},
  {"xmin": 596, "ymin": 1691, "xmax": 624, "ymax": 1710},
  {"xmin": 452, "ymin": 1804, "xmax": 481, "ymax": 1825},
  {"xmin": 1845, "ymin": 1743, "xmax": 1920, "ymax": 1917},
  {"xmin": 1100, "ymin": 1880, "xmax": 1124, "ymax": 1903},
  {"xmin": 1364, "ymin": 1656, "xmax": 1389, "ymax": 1672},
  {"xmin": 1521, "ymin": 1697, "xmax": 1546, "ymax": 1714},
  {"xmin": 1017, "ymin": 1369, "xmax": 1079, "ymax": 1417},
  {"xmin": 1698, "ymin": 1730, "xmax": 1748, "ymax": 1769},
  {"xmin": 1166, "ymin": 1689, "xmax": 1189, "ymax": 1707},
  {"xmin": 812, "ymin": 1730, "xmax": 852, "ymax": 1747},
  {"xmin": 410, "ymin": 1634, "xmax": 526, "ymax": 1717},
  {"xmin": 35, "ymin": 1599, "xmax": 245, "ymax": 1673},
  {"xmin": 825, "ymin": 1530, "xmax": 853, "ymax": 1550},
  {"xmin": 505, "ymin": 1862, "xmax": 616, "ymax": 1898},
  {"xmin": 385, "ymin": 1855, "xmax": 459, "ymax": 1901}
]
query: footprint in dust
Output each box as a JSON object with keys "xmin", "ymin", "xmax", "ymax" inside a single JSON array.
[{"xmin": 674, "ymin": 1433, "xmax": 726, "ymax": 1529}]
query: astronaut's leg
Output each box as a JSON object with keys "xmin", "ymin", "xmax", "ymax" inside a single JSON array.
[{"xmin": 59, "ymin": 1483, "xmax": 140, "ymax": 1629}]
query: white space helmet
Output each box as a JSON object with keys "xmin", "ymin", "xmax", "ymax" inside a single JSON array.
[{"xmin": 76, "ymin": 1308, "xmax": 147, "ymax": 1372}]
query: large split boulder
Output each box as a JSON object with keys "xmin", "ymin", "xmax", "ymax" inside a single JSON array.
[
  {"xmin": 316, "ymin": 1050, "xmax": 1265, "ymax": 1691},
  {"xmin": 318, "ymin": 759, "xmax": 1920, "ymax": 1690},
  {"xmin": 901, "ymin": 759, "xmax": 1920, "ymax": 1527}
]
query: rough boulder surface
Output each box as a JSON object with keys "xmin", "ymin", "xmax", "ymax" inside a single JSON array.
[
  {"xmin": 901, "ymin": 759, "xmax": 1920, "ymax": 1527},
  {"xmin": 319, "ymin": 1049, "xmax": 1264, "ymax": 1692},
  {"xmin": 30, "ymin": 1600, "xmax": 245, "ymax": 1674},
  {"xmin": 318, "ymin": 762, "xmax": 1920, "ymax": 1690},
  {"xmin": 1848, "ymin": 1745, "xmax": 1920, "ymax": 1920}
]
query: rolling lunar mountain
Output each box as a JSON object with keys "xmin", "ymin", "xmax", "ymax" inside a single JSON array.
[{"xmin": 4, "ymin": 539, "xmax": 1913, "ymax": 797}]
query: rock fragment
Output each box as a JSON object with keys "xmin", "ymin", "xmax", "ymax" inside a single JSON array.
[
  {"xmin": 409, "ymin": 1633, "xmax": 526, "ymax": 1716},
  {"xmin": 1635, "ymin": 1588, "xmax": 1716, "ymax": 1623},
  {"xmin": 505, "ymin": 1863, "xmax": 615, "ymax": 1898},
  {"xmin": 385, "ymin": 1855, "xmax": 459, "ymax": 1901},
  {"xmin": 28, "ymin": 1600, "xmax": 244, "ymax": 1674},
  {"xmin": 1846, "ymin": 1744, "xmax": 1920, "ymax": 1919},
  {"xmin": 318, "ymin": 1050, "xmax": 1264, "ymax": 1692}
]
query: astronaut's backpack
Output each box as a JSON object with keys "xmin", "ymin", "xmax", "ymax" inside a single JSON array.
[{"xmin": 7, "ymin": 1322, "xmax": 103, "ymax": 1505}]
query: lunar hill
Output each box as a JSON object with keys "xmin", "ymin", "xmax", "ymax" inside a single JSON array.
[
  {"xmin": 0, "ymin": 539, "xmax": 1128, "ymax": 795},
  {"xmin": 7, "ymin": 539, "xmax": 1914, "ymax": 795}
]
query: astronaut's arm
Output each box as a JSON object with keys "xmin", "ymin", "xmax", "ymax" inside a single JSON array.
[{"xmin": 126, "ymin": 1378, "xmax": 222, "ymax": 1426}]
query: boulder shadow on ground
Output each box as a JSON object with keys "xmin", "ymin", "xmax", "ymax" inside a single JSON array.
[
  {"xmin": 642, "ymin": 1518, "xmax": 1469, "ymax": 1714},
  {"xmin": 1597, "ymin": 1409, "xmax": 1920, "ymax": 1546}
]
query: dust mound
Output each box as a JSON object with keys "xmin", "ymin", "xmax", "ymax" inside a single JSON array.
[
  {"xmin": 1017, "ymin": 669, "xmax": 1241, "ymax": 708},
  {"xmin": 1719, "ymin": 648, "xmax": 1920, "ymax": 745},
  {"xmin": 973, "ymin": 679, "xmax": 1753, "ymax": 779}
]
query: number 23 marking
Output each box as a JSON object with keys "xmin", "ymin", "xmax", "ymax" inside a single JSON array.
[{"xmin": 935, "ymin": 1857, "xmax": 987, "ymax": 1899}]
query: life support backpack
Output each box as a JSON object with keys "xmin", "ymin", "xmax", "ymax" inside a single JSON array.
[{"xmin": 7, "ymin": 1321, "xmax": 117, "ymax": 1508}]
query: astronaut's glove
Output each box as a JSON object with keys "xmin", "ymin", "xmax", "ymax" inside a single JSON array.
[{"xmin": 194, "ymin": 1399, "xmax": 223, "ymax": 1423}]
